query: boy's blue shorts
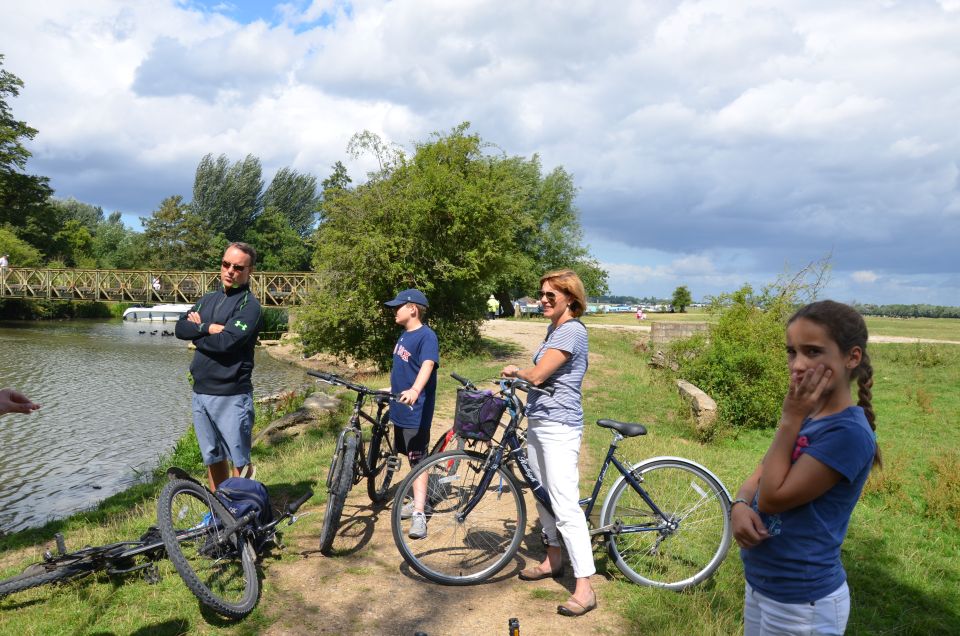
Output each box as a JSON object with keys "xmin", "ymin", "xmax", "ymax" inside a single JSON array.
[{"xmin": 191, "ymin": 392, "xmax": 254, "ymax": 467}]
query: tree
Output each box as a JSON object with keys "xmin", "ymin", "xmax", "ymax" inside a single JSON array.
[
  {"xmin": 91, "ymin": 211, "xmax": 149, "ymax": 269},
  {"xmin": 245, "ymin": 206, "xmax": 310, "ymax": 271},
  {"xmin": 489, "ymin": 156, "xmax": 608, "ymax": 312},
  {"xmin": 0, "ymin": 55, "xmax": 54, "ymax": 252},
  {"xmin": 0, "ymin": 226, "xmax": 42, "ymax": 267},
  {"xmin": 671, "ymin": 285, "xmax": 693, "ymax": 313},
  {"xmin": 142, "ymin": 195, "xmax": 224, "ymax": 269},
  {"xmin": 298, "ymin": 123, "xmax": 609, "ymax": 368},
  {"xmin": 49, "ymin": 198, "xmax": 104, "ymax": 232},
  {"xmin": 51, "ymin": 220, "xmax": 94, "ymax": 267},
  {"xmin": 263, "ymin": 168, "xmax": 319, "ymax": 237},
  {"xmin": 191, "ymin": 154, "xmax": 263, "ymax": 242}
]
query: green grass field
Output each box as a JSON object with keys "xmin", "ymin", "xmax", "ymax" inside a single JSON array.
[{"xmin": 1, "ymin": 327, "xmax": 958, "ymax": 633}]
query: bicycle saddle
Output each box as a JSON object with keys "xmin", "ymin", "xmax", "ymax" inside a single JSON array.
[{"xmin": 596, "ymin": 419, "xmax": 647, "ymax": 437}]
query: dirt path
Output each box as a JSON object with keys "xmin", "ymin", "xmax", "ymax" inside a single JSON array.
[{"xmin": 261, "ymin": 319, "xmax": 624, "ymax": 636}]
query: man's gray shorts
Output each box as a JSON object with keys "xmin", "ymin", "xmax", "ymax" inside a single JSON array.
[{"xmin": 191, "ymin": 392, "xmax": 254, "ymax": 467}]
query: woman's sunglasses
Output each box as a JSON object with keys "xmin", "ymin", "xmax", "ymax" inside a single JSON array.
[{"xmin": 537, "ymin": 290, "xmax": 558, "ymax": 303}]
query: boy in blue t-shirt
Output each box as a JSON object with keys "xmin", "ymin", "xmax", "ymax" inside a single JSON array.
[{"xmin": 384, "ymin": 288, "xmax": 439, "ymax": 540}]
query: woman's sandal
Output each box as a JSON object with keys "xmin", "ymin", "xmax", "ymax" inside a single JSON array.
[
  {"xmin": 518, "ymin": 565, "xmax": 564, "ymax": 581},
  {"xmin": 557, "ymin": 592, "xmax": 597, "ymax": 617}
]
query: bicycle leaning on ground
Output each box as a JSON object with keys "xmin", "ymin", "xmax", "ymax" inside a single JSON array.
[
  {"xmin": 157, "ymin": 468, "xmax": 312, "ymax": 619},
  {"xmin": 391, "ymin": 375, "xmax": 733, "ymax": 589},
  {"xmin": 0, "ymin": 525, "xmax": 168, "ymax": 600},
  {"xmin": 308, "ymin": 370, "xmax": 403, "ymax": 554}
]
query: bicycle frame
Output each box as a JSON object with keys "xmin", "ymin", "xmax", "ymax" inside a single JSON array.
[
  {"xmin": 455, "ymin": 379, "xmax": 691, "ymax": 540},
  {"xmin": 345, "ymin": 390, "xmax": 391, "ymax": 480}
]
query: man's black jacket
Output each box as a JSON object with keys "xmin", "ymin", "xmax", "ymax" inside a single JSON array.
[{"xmin": 175, "ymin": 284, "xmax": 262, "ymax": 395}]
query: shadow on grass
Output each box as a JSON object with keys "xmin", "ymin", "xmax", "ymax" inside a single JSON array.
[
  {"xmin": 845, "ymin": 533, "xmax": 959, "ymax": 633},
  {"xmin": 479, "ymin": 336, "xmax": 523, "ymax": 360}
]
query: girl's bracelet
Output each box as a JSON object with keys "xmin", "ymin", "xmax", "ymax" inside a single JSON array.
[{"xmin": 731, "ymin": 498, "xmax": 751, "ymax": 509}]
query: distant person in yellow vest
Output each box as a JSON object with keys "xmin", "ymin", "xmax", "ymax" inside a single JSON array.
[{"xmin": 487, "ymin": 294, "xmax": 499, "ymax": 320}]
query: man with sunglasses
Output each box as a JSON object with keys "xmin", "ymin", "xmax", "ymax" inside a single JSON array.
[{"xmin": 176, "ymin": 242, "xmax": 262, "ymax": 491}]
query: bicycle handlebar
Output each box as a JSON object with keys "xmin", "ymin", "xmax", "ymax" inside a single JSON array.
[
  {"xmin": 497, "ymin": 376, "xmax": 555, "ymax": 397},
  {"xmin": 285, "ymin": 488, "xmax": 313, "ymax": 516},
  {"xmin": 307, "ymin": 370, "xmax": 394, "ymax": 399},
  {"xmin": 450, "ymin": 372, "xmax": 477, "ymax": 389}
]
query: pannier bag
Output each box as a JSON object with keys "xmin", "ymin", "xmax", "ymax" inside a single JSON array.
[
  {"xmin": 454, "ymin": 389, "xmax": 508, "ymax": 441},
  {"xmin": 214, "ymin": 477, "xmax": 274, "ymax": 527}
]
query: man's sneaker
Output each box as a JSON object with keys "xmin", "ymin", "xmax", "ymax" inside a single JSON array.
[
  {"xmin": 400, "ymin": 501, "xmax": 432, "ymax": 519},
  {"xmin": 239, "ymin": 465, "xmax": 257, "ymax": 480},
  {"xmin": 409, "ymin": 512, "xmax": 428, "ymax": 540}
]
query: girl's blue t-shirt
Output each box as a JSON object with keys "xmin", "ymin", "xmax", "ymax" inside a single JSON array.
[
  {"xmin": 388, "ymin": 325, "xmax": 440, "ymax": 429},
  {"xmin": 741, "ymin": 405, "xmax": 876, "ymax": 603}
]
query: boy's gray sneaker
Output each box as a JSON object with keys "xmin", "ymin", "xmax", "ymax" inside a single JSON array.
[
  {"xmin": 400, "ymin": 502, "xmax": 432, "ymax": 519},
  {"xmin": 409, "ymin": 512, "xmax": 428, "ymax": 539}
]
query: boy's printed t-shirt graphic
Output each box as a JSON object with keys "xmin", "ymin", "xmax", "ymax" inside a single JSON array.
[{"xmin": 389, "ymin": 325, "xmax": 440, "ymax": 428}]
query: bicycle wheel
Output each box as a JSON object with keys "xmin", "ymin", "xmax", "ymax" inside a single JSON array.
[
  {"xmin": 157, "ymin": 478, "xmax": 260, "ymax": 619},
  {"xmin": 367, "ymin": 411, "xmax": 398, "ymax": 504},
  {"xmin": 600, "ymin": 458, "xmax": 731, "ymax": 590},
  {"xmin": 319, "ymin": 431, "xmax": 358, "ymax": 554},
  {"xmin": 0, "ymin": 560, "xmax": 90, "ymax": 598},
  {"xmin": 391, "ymin": 450, "xmax": 526, "ymax": 585}
]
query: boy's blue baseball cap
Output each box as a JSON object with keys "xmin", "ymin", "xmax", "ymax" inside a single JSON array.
[{"xmin": 384, "ymin": 288, "xmax": 429, "ymax": 307}]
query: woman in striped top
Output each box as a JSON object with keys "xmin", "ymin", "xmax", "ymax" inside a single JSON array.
[{"xmin": 501, "ymin": 268, "xmax": 595, "ymax": 617}]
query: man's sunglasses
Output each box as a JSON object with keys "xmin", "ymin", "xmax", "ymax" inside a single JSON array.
[
  {"xmin": 221, "ymin": 260, "xmax": 248, "ymax": 272},
  {"xmin": 536, "ymin": 290, "xmax": 558, "ymax": 302}
]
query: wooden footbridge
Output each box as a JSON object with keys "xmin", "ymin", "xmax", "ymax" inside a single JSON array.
[{"xmin": 0, "ymin": 267, "xmax": 321, "ymax": 307}]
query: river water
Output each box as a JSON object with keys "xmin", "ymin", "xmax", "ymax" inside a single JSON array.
[{"xmin": 0, "ymin": 320, "xmax": 310, "ymax": 533}]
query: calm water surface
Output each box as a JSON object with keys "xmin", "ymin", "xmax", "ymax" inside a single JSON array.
[{"xmin": 0, "ymin": 320, "xmax": 309, "ymax": 532}]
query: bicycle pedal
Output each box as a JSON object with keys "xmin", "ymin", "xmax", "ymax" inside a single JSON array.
[
  {"xmin": 143, "ymin": 563, "xmax": 161, "ymax": 585},
  {"xmin": 386, "ymin": 456, "xmax": 402, "ymax": 472}
]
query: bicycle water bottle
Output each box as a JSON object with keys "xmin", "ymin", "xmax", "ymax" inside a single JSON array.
[{"xmin": 508, "ymin": 617, "xmax": 520, "ymax": 635}]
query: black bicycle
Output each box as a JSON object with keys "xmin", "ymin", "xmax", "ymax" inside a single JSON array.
[
  {"xmin": 308, "ymin": 370, "xmax": 402, "ymax": 554},
  {"xmin": 391, "ymin": 376, "xmax": 733, "ymax": 589},
  {"xmin": 0, "ymin": 527, "xmax": 167, "ymax": 600},
  {"xmin": 157, "ymin": 468, "xmax": 312, "ymax": 620}
]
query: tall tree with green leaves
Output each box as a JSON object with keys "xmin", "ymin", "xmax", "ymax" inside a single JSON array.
[
  {"xmin": 263, "ymin": 167, "xmax": 319, "ymax": 237},
  {"xmin": 191, "ymin": 153, "xmax": 263, "ymax": 242},
  {"xmin": 671, "ymin": 285, "xmax": 693, "ymax": 312},
  {"xmin": 0, "ymin": 55, "xmax": 54, "ymax": 253},
  {"xmin": 142, "ymin": 195, "xmax": 224, "ymax": 269},
  {"xmin": 245, "ymin": 206, "xmax": 310, "ymax": 270},
  {"xmin": 299, "ymin": 123, "xmax": 608, "ymax": 369}
]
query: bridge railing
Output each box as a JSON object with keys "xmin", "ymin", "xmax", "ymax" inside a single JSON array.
[{"xmin": 0, "ymin": 268, "xmax": 321, "ymax": 307}]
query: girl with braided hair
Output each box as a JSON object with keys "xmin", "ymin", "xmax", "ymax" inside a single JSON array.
[{"xmin": 732, "ymin": 300, "xmax": 879, "ymax": 635}]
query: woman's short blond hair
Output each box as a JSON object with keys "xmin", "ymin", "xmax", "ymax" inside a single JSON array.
[{"xmin": 540, "ymin": 269, "xmax": 587, "ymax": 318}]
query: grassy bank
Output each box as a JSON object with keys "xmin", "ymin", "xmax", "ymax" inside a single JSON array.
[
  {"xmin": 0, "ymin": 394, "xmax": 339, "ymax": 635},
  {"xmin": 1, "ymin": 327, "xmax": 957, "ymax": 633}
]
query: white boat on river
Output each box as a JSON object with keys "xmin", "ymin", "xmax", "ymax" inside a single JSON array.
[{"xmin": 122, "ymin": 303, "xmax": 193, "ymax": 322}]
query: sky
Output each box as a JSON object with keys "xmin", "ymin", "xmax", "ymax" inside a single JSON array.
[{"xmin": 2, "ymin": 0, "xmax": 959, "ymax": 305}]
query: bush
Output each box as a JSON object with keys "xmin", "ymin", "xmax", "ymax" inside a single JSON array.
[{"xmin": 671, "ymin": 284, "xmax": 795, "ymax": 432}]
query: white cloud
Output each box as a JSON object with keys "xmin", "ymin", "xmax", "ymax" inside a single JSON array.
[
  {"xmin": 852, "ymin": 271, "xmax": 880, "ymax": 284},
  {"xmin": 1, "ymin": 0, "xmax": 959, "ymax": 304}
]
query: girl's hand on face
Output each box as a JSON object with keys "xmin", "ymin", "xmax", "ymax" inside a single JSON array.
[
  {"xmin": 732, "ymin": 504, "xmax": 770, "ymax": 549},
  {"xmin": 782, "ymin": 364, "xmax": 832, "ymax": 422}
]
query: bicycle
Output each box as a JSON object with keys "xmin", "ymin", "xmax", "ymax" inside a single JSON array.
[
  {"xmin": 157, "ymin": 467, "xmax": 313, "ymax": 619},
  {"xmin": 0, "ymin": 526, "xmax": 167, "ymax": 600},
  {"xmin": 308, "ymin": 370, "xmax": 402, "ymax": 554},
  {"xmin": 391, "ymin": 375, "xmax": 733, "ymax": 589}
]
